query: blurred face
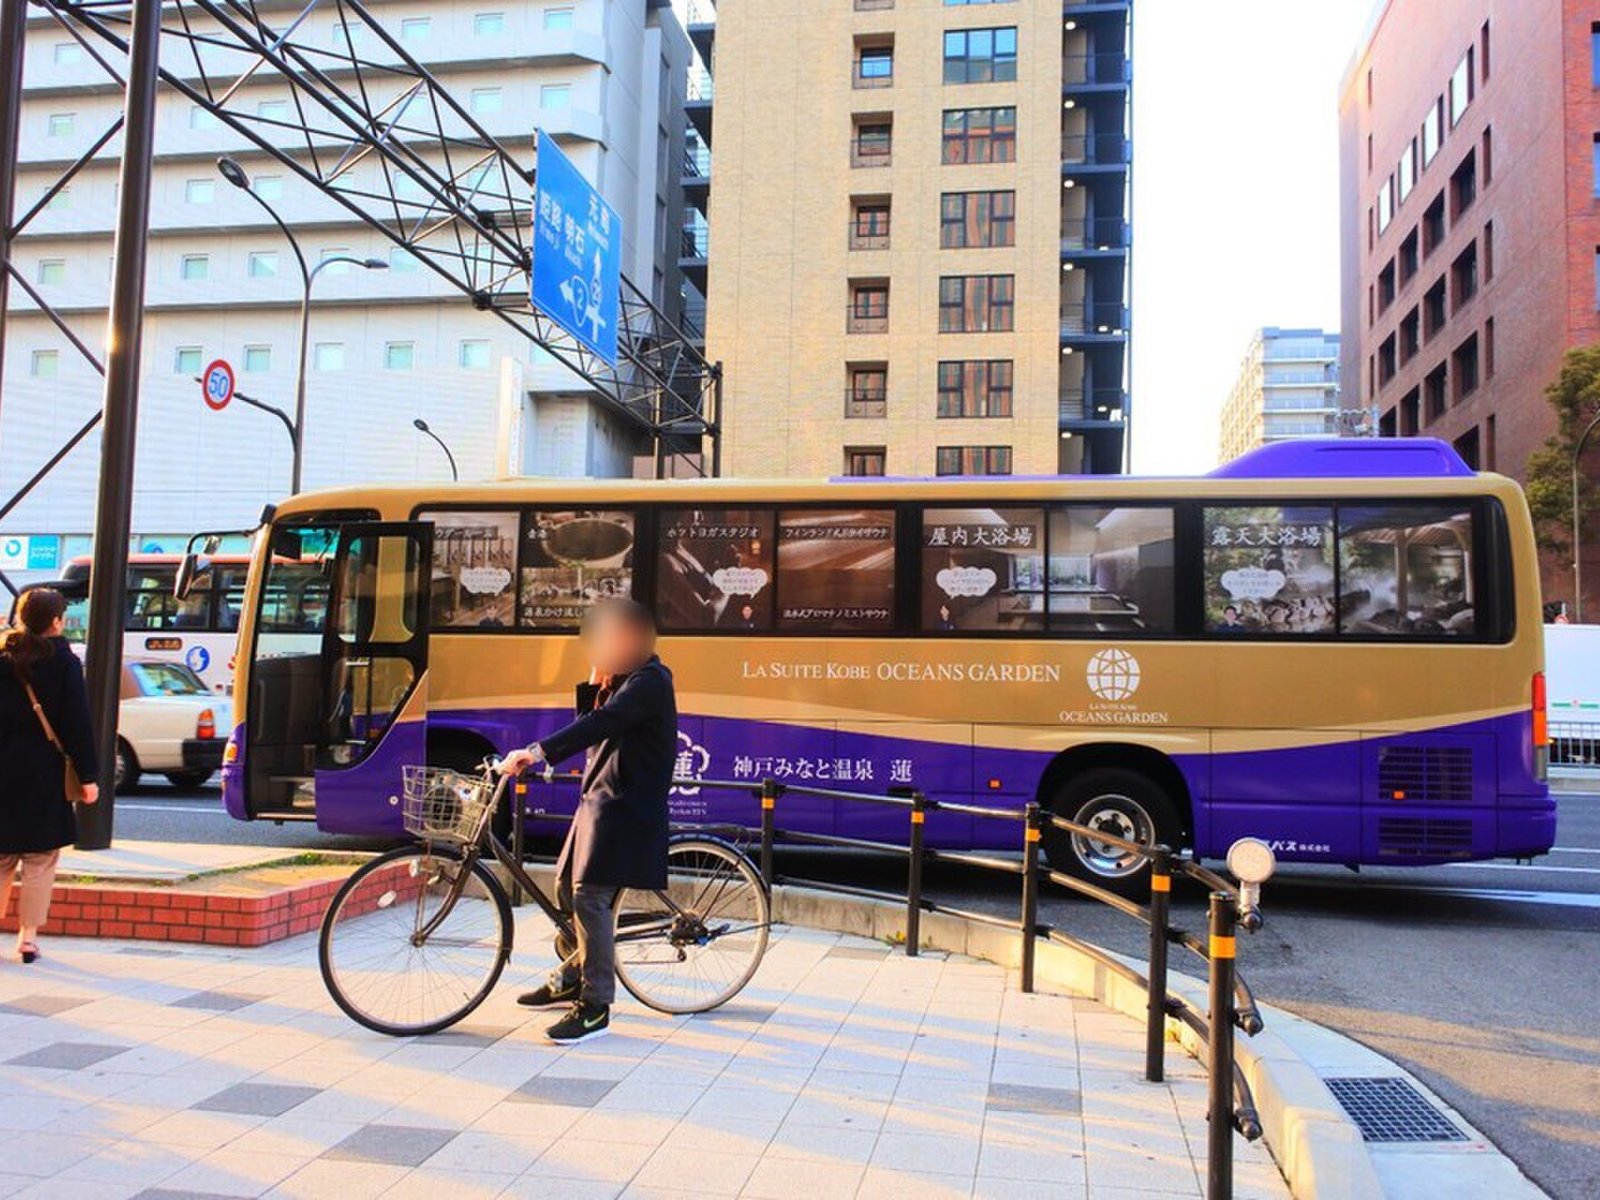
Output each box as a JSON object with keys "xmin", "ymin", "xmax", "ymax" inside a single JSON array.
[{"xmin": 584, "ymin": 611, "xmax": 653, "ymax": 675}]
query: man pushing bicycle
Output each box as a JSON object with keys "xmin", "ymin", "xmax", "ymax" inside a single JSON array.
[{"xmin": 499, "ymin": 598, "xmax": 676, "ymax": 1044}]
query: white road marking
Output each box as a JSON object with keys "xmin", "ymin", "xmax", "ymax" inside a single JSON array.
[
  {"xmin": 115, "ymin": 803, "xmax": 226, "ymax": 815},
  {"xmin": 1547, "ymin": 846, "xmax": 1600, "ymax": 855},
  {"xmin": 1402, "ymin": 886, "xmax": 1600, "ymax": 911},
  {"xmin": 1452, "ymin": 861, "xmax": 1600, "ymax": 876}
]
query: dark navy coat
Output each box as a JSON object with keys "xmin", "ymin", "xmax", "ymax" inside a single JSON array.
[
  {"xmin": 540, "ymin": 656, "xmax": 675, "ymax": 889},
  {"xmin": 0, "ymin": 639, "xmax": 99, "ymax": 853}
]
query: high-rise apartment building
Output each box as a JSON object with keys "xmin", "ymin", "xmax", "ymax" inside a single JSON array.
[
  {"xmin": 703, "ymin": 0, "xmax": 1132, "ymax": 479},
  {"xmin": 1340, "ymin": 2, "xmax": 1600, "ymax": 495},
  {"xmin": 1217, "ymin": 327, "xmax": 1342, "ymax": 464},
  {"xmin": 0, "ymin": 0, "xmax": 693, "ymax": 561}
]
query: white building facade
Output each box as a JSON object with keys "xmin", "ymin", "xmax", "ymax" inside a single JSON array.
[
  {"xmin": 1217, "ymin": 327, "xmax": 1343, "ymax": 465},
  {"xmin": 0, "ymin": 0, "xmax": 693, "ymax": 570}
]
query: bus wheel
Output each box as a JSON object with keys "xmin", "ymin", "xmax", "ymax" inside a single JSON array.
[
  {"xmin": 114, "ymin": 740, "xmax": 140, "ymax": 793},
  {"xmin": 1042, "ymin": 768, "xmax": 1180, "ymax": 900}
]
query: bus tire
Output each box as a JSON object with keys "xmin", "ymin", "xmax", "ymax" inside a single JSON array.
[
  {"xmin": 1042, "ymin": 767, "xmax": 1181, "ymax": 900},
  {"xmin": 114, "ymin": 739, "xmax": 140, "ymax": 793}
]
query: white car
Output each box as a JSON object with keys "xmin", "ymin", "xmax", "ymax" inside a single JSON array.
[{"xmin": 115, "ymin": 660, "xmax": 232, "ymax": 791}]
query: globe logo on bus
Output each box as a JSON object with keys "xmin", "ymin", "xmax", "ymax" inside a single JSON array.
[{"xmin": 1086, "ymin": 649, "xmax": 1141, "ymax": 702}]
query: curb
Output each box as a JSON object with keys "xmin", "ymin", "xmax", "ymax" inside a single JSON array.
[{"xmin": 759, "ymin": 881, "xmax": 1543, "ymax": 1200}]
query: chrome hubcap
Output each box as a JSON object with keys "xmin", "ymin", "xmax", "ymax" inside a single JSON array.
[{"xmin": 1069, "ymin": 793, "xmax": 1154, "ymax": 878}]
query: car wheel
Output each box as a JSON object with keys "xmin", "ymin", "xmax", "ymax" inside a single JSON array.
[
  {"xmin": 164, "ymin": 770, "xmax": 213, "ymax": 789},
  {"xmin": 1042, "ymin": 767, "xmax": 1182, "ymax": 900},
  {"xmin": 114, "ymin": 739, "xmax": 140, "ymax": 794}
]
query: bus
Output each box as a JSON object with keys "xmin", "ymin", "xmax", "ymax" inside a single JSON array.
[{"xmin": 217, "ymin": 438, "xmax": 1554, "ymax": 894}]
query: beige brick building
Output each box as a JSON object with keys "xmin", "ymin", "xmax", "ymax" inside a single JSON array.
[{"xmin": 702, "ymin": 0, "xmax": 1132, "ymax": 479}]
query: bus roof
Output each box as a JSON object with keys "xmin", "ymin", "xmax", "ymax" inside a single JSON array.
[{"xmin": 1208, "ymin": 438, "xmax": 1474, "ymax": 480}]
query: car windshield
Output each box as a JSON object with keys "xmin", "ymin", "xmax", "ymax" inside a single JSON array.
[{"xmin": 130, "ymin": 662, "xmax": 209, "ymax": 697}]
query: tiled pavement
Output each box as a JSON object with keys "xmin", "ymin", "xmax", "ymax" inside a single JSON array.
[{"xmin": 0, "ymin": 915, "xmax": 1290, "ymax": 1199}]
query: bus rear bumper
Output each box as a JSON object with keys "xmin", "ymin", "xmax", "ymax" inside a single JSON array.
[{"xmin": 1497, "ymin": 799, "xmax": 1557, "ymax": 859}]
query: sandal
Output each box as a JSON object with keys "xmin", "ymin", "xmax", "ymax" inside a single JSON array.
[{"xmin": 17, "ymin": 942, "xmax": 38, "ymax": 964}]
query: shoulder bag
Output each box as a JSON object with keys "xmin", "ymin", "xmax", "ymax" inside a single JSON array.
[{"xmin": 22, "ymin": 679, "xmax": 87, "ymax": 804}]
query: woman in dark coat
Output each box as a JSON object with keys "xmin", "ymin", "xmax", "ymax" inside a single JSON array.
[{"xmin": 0, "ymin": 588, "xmax": 99, "ymax": 962}]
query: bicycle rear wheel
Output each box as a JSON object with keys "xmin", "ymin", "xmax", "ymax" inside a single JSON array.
[
  {"xmin": 614, "ymin": 835, "xmax": 770, "ymax": 1015},
  {"xmin": 319, "ymin": 844, "xmax": 512, "ymax": 1037}
]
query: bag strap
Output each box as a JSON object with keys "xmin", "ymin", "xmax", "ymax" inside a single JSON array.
[{"xmin": 21, "ymin": 678, "xmax": 68, "ymax": 758}]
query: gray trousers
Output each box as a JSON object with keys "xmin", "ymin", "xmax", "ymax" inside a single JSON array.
[{"xmin": 555, "ymin": 873, "xmax": 619, "ymax": 1007}]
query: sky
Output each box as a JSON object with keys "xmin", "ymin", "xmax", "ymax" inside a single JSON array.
[{"xmin": 1130, "ymin": 0, "xmax": 1378, "ymax": 473}]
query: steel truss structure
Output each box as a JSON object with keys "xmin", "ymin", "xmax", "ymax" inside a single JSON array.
[{"xmin": 0, "ymin": 0, "xmax": 722, "ymax": 514}]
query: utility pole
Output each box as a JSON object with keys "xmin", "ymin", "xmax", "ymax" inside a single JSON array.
[
  {"xmin": 78, "ymin": 0, "xmax": 161, "ymax": 850},
  {"xmin": 0, "ymin": 0, "xmax": 29, "ymax": 416}
]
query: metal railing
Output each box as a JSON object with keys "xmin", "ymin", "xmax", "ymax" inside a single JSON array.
[
  {"xmin": 680, "ymin": 225, "xmax": 709, "ymax": 259},
  {"xmin": 1063, "ymin": 52, "xmax": 1132, "ymax": 86},
  {"xmin": 847, "ymin": 304, "xmax": 889, "ymax": 334},
  {"xmin": 688, "ymin": 69, "xmax": 714, "ymax": 102},
  {"xmin": 1060, "ymin": 386, "xmax": 1126, "ymax": 421},
  {"xmin": 1061, "ymin": 217, "xmax": 1129, "ymax": 250},
  {"xmin": 848, "ymin": 227, "xmax": 890, "ymax": 250},
  {"xmin": 683, "ymin": 145, "xmax": 711, "ymax": 178},
  {"xmin": 1061, "ymin": 302, "xmax": 1128, "ymax": 336},
  {"xmin": 1061, "ymin": 131, "xmax": 1128, "ymax": 165},
  {"xmin": 1551, "ymin": 720, "xmax": 1600, "ymax": 768},
  {"xmin": 844, "ymin": 388, "xmax": 888, "ymax": 418},
  {"xmin": 517, "ymin": 771, "xmax": 1268, "ymax": 1200},
  {"xmin": 850, "ymin": 138, "xmax": 893, "ymax": 168}
]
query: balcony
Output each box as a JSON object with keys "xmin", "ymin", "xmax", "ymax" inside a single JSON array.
[
  {"xmin": 680, "ymin": 220, "xmax": 709, "ymax": 291},
  {"xmin": 1060, "ymin": 387, "xmax": 1127, "ymax": 423},
  {"xmin": 850, "ymin": 138, "xmax": 892, "ymax": 168},
  {"xmin": 1060, "ymin": 217, "xmax": 1128, "ymax": 253},
  {"xmin": 1062, "ymin": 53, "xmax": 1131, "ymax": 88},
  {"xmin": 845, "ymin": 389, "xmax": 888, "ymax": 419},
  {"xmin": 686, "ymin": 69, "xmax": 714, "ymax": 143},
  {"xmin": 1061, "ymin": 132, "xmax": 1128, "ymax": 168},
  {"xmin": 1060, "ymin": 302, "xmax": 1127, "ymax": 338},
  {"xmin": 682, "ymin": 143, "xmax": 711, "ymax": 210},
  {"xmin": 848, "ymin": 226, "xmax": 890, "ymax": 251},
  {"xmin": 847, "ymin": 304, "xmax": 889, "ymax": 334}
]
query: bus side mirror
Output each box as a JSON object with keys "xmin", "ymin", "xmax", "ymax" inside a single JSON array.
[
  {"xmin": 270, "ymin": 527, "xmax": 302, "ymax": 560},
  {"xmin": 174, "ymin": 553, "xmax": 200, "ymax": 601}
]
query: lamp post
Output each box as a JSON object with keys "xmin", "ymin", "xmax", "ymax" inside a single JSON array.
[
  {"xmin": 413, "ymin": 418, "xmax": 459, "ymax": 481},
  {"xmin": 1572, "ymin": 411, "xmax": 1600, "ymax": 623},
  {"xmin": 217, "ymin": 156, "xmax": 387, "ymax": 493}
]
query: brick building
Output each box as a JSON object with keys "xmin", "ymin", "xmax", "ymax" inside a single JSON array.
[{"xmin": 1339, "ymin": 1, "xmax": 1600, "ymax": 605}]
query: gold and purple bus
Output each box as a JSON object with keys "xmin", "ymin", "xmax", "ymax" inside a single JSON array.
[{"xmin": 219, "ymin": 438, "xmax": 1553, "ymax": 895}]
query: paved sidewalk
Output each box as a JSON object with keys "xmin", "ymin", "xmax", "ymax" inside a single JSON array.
[
  {"xmin": 0, "ymin": 913, "xmax": 1289, "ymax": 1200},
  {"xmin": 55, "ymin": 842, "xmax": 297, "ymax": 884}
]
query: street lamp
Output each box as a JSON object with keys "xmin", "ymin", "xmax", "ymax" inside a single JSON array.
[
  {"xmin": 217, "ymin": 155, "xmax": 387, "ymax": 493},
  {"xmin": 1572, "ymin": 411, "xmax": 1600, "ymax": 622},
  {"xmin": 413, "ymin": 418, "xmax": 459, "ymax": 482}
]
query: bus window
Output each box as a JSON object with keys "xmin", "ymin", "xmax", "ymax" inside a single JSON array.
[
  {"xmin": 657, "ymin": 508, "xmax": 776, "ymax": 631},
  {"xmin": 425, "ymin": 510, "xmax": 518, "ymax": 629},
  {"xmin": 125, "ymin": 565, "xmax": 181, "ymax": 630},
  {"xmin": 1203, "ymin": 505, "xmax": 1336, "ymax": 634},
  {"xmin": 922, "ymin": 507, "xmax": 1044, "ymax": 632},
  {"xmin": 777, "ymin": 508, "xmax": 895, "ymax": 632},
  {"xmin": 520, "ymin": 510, "xmax": 635, "ymax": 629},
  {"xmin": 214, "ymin": 565, "xmax": 247, "ymax": 631},
  {"xmin": 1338, "ymin": 504, "xmax": 1476, "ymax": 637},
  {"xmin": 1049, "ymin": 506, "xmax": 1176, "ymax": 634},
  {"xmin": 258, "ymin": 529, "xmax": 337, "ymax": 639}
]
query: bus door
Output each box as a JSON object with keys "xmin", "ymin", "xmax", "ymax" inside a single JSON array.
[{"xmin": 247, "ymin": 521, "xmax": 431, "ymax": 833}]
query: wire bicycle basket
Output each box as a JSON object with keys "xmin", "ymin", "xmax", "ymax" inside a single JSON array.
[{"xmin": 401, "ymin": 765, "xmax": 496, "ymax": 845}]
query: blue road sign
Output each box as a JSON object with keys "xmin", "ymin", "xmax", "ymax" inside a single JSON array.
[{"xmin": 531, "ymin": 130, "xmax": 622, "ymax": 366}]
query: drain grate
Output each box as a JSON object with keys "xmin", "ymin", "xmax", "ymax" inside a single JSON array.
[{"xmin": 1324, "ymin": 1077, "xmax": 1469, "ymax": 1144}]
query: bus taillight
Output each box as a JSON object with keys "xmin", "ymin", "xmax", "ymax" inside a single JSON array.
[
  {"xmin": 197, "ymin": 708, "xmax": 216, "ymax": 740},
  {"xmin": 1532, "ymin": 672, "xmax": 1549, "ymax": 780}
]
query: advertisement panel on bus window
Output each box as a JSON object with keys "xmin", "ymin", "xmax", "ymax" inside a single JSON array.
[
  {"xmin": 922, "ymin": 507, "xmax": 1044, "ymax": 632},
  {"xmin": 1048, "ymin": 506, "xmax": 1177, "ymax": 634},
  {"xmin": 520, "ymin": 510, "xmax": 635, "ymax": 628},
  {"xmin": 1338, "ymin": 504, "xmax": 1475, "ymax": 636},
  {"xmin": 427, "ymin": 511, "xmax": 518, "ymax": 629},
  {"xmin": 1204, "ymin": 505, "xmax": 1336, "ymax": 634},
  {"xmin": 776, "ymin": 509, "xmax": 895, "ymax": 632},
  {"xmin": 657, "ymin": 508, "xmax": 776, "ymax": 631}
]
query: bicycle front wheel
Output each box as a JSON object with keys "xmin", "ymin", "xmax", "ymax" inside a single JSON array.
[
  {"xmin": 614, "ymin": 835, "xmax": 770, "ymax": 1015},
  {"xmin": 319, "ymin": 844, "xmax": 512, "ymax": 1037}
]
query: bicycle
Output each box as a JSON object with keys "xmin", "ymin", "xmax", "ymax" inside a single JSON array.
[{"xmin": 317, "ymin": 761, "xmax": 772, "ymax": 1037}]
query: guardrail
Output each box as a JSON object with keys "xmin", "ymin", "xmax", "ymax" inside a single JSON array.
[
  {"xmin": 515, "ymin": 771, "xmax": 1268, "ymax": 1200},
  {"xmin": 1550, "ymin": 719, "xmax": 1600, "ymax": 768}
]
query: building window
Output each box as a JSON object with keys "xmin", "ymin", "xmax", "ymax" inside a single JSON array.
[
  {"xmin": 53, "ymin": 42, "xmax": 82, "ymax": 65},
  {"xmin": 846, "ymin": 364, "xmax": 888, "ymax": 418},
  {"xmin": 849, "ymin": 198, "xmax": 891, "ymax": 250},
  {"xmin": 313, "ymin": 343, "xmax": 345, "ymax": 372},
  {"xmin": 384, "ymin": 342, "xmax": 414, "ymax": 371},
  {"xmin": 938, "ymin": 275, "xmax": 1014, "ymax": 333},
  {"xmin": 35, "ymin": 258, "xmax": 65, "ymax": 285},
  {"xmin": 540, "ymin": 84, "xmax": 571, "ymax": 110},
  {"xmin": 942, "ymin": 107, "xmax": 1016, "ymax": 165},
  {"xmin": 1422, "ymin": 192, "xmax": 1446, "ymax": 257},
  {"xmin": 1399, "ymin": 307, "xmax": 1420, "ymax": 365},
  {"xmin": 474, "ymin": 12, "xmax": 505, "ymax": 36},
  {"xmin": 390, "ymin": 247, "xmax": 420, "ymax": 271},
  {"xmin": 1451, "ymin": 242, "xmax": 1478, "ymax": 311},
  {"xmin": 471, "ymin": 88, "xmax": 503, "ymax": 115},
  {"xmin": 937, "ymin": 360, "xmax": 1013, "ymax": 417},
  {"xmin": 543, "ymin": 6, "xmax": 575, "ymax": 30},
  {"xmin": 30, "ymin": 349, "xmax": 59, "ymax": 378},
  {"xmin": 190, "ymin": 105, "xmax": 220, "ymax": 131},
  {"xmin": 1593, "ymin": 246, "xmax": 1600, "ymax": 308},
  {"xmin": 1377, "ymin": 177, "xmax": 1393, "ymax": 234},
  {"xmin": 46, "ymin": 113, "xmax": 74, "ymax": 138},
  {"xmin": 843, "ymin": 447, "xmax": 886, "ymax": 477},
  {"xmin": 847, "ymin": 282, "xmax": 890, "ymax": 333},
  {"xmin": 943, "ymin": 27, "xmax": 1017, "ymax": 84},
  {"xmin": 459, "ymin": 339, "xmax": 492, "ymax": 368},
  {"xmin": 1424, "ymin": 277, "xmax": 1447, "ymax": 340},
  {"xmin": 1424, "ymin": 363, "xmax": 1448, "ymax": 422},
  {"xmin": 175, "ymin": 346, "xmax": 203, "ymax": 375},
  {"xmin": 855, "ymin": 44, "xmax": 894, "ymax": 88},
  {"xmin": 331, "ymin": 22, "xmax": 361, "ymax": 49},
  {"xmin": 400, "ymin": 16, "xmax": 431, "ymax": 40},
  {"xmin": 45, "ymin": 186, "xmax": 69, "ymax": 212},
  {"xmin": 1449, "ymin": 49, "xmax": 1474, "ymax": 127},
  {"xmin": 255, "ymin": 175, "xmax": 284, "ymax": 200},
  {"xmin": 852, "ymin": 119, "xmax": 892, "ymax": 167},
  {"xmin": 1398, "ymin": 387, "xmax": 1420, "ymax": 436},
  {"xmin": 248, "ymin": 251, "xmax": 278, "ymax": 278},
  {"xmin": 1452, "ymin": 334, "xmax": 1479, "ymax": 401},
  {"xmin": 1399, "ymin": 227, "xmax": 1419, "ymax": 285},
  {"xmin": 1481, "ymin": 126, "xmax": 1493, "ymax": 185},
  {"xmin": 1422, "ymin": 97, "xmax": 1442, "ymax": 167},
  {"xmin": 1481, "ymin": 20, "xmax": 1491, "ymax": 81},
  {"xmin": 1451, "ymin": 149, "xmax": 1477, "ymax": 217},
  {"xmin": 319, "ymin": 249, "xmax": 352, "ymax": 276},
  {"xmin": 257, "ymin": 99, "xmax": 291, "ymax": 121},
  {"xmin": 185, "ymin": 179, "xmax": 215, "ymax": 204},
  {"xmin": 936, "ymin": 445, "xmax": 1012, "ymax": 476},
  {"xmin": 1377, "ymin": 259, "xmax": 1396, "ymax": 313},
  {"xmin": 1397, "ymin": 138, "xmax": 1416, "ymax": 202},
  {"xmin": 1483, "ymin": 220, "xmax": 1494, "ymax": 281},
  {"xmin": 939, "ymin": 190, "xmax": 1015, "ymax": 248},
  {"xmin": 1378, "ymin": 334, "xmax": 1397, "ymax": 388},
  {"xmin": 243, "ymin": 346, "xmax": 272, "ymax": 372},
  {"xmin": 1484, "ymin": 317, "xmax": 1495, "ymax": 380},
  {"xmin": 180, "ymin": 254, "xmax": 209, "ymax": 281}
]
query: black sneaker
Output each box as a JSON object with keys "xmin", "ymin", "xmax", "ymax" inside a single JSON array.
[
  {"xmin": 517, "ymin": 979, "xmax": 580, "ymax": 1009},
  {"xmin": 545, "ymin": 1002, "xmax": 610, "ymax": 1044}
]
